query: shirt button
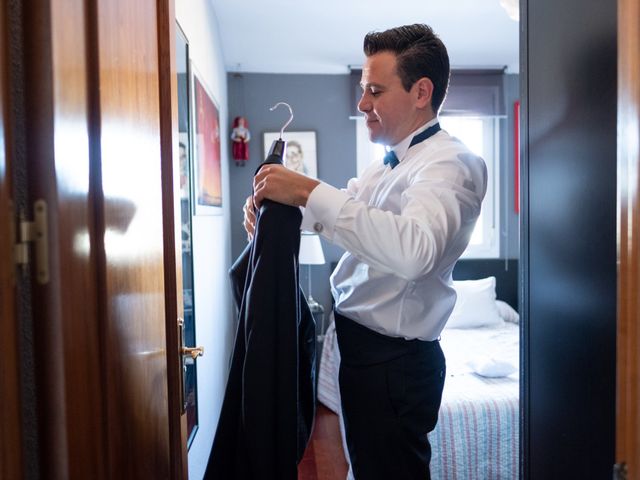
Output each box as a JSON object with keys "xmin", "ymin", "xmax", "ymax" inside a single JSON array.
[{"xmin": 313, "ymin": 222, "xmax": 323, "ymax": 233}]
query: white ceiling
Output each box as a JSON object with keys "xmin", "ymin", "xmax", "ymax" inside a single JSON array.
[{"xmin": 211, "ymin": 0, "xmax": 520, "ymax": 75}]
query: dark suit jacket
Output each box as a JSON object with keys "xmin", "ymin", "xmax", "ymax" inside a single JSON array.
[{"xmin": 205, "ymin": 151, "xmax": 316, "ymax": 480}]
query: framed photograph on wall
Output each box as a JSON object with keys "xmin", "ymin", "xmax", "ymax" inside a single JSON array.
[
  {"xmin": 263, "ymin": 131, "xmax": 317, "ymax": 178},
  {"xmin": 191, "ymin": 65, "xmax": 222, "ymax": 215}
]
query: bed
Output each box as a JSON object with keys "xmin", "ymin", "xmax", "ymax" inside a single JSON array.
[{"xmin": 317, "ymin": 260, "xmax": 520, "ymax": 480}]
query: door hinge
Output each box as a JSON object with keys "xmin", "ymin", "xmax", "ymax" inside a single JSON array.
[
  {"xmin": 14, "ymin": 199, "xmax": 49, "ymax": 284},
  {"xmin": 614, "ymin": 462, "xmax": 628, "ymax": 480}
]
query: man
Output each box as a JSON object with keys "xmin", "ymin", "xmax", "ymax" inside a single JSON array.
[
  {"xmin": 246, "ymin": 24, "xmax": 487, "ymax": 479},
  {"xmin": 284, "ymin": 140, "xmax": 307, "ymax": 174}
]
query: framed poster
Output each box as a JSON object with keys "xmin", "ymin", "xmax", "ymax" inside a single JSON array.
[
  {"xmin": 263, "ymin": 131, "xmax": 317, "ymax": 178},
  {"xmin": 192, "ymin": 65, "xmax": 222, "ymax": 214}
]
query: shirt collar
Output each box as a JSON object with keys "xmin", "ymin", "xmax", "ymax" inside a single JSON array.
[{"xmin": 386, "ymin": 117, "xmax": 440, "ymax": 164}]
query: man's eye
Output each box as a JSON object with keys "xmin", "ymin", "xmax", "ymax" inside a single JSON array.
[{"xmin": 360, "ymin": 86, "xmax": 382, "ymax": 97}]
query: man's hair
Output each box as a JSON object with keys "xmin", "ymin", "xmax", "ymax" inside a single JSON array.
[{"xmin": 363, "ymin": 24, "xmax": 450, "ymax": 113}]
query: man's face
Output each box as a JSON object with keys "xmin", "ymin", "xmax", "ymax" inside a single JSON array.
[
  {"xmin": 285, "ymin": 145, "xmax": 303, "ymax": 171},
  {"xmin": 358, "ymin": 51, "xmax": 423, "ymax": 146}
]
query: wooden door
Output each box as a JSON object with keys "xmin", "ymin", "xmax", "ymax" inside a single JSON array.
[
  {"xmin": 90, "ymin": 0, "xmax": 184, "ymax": 476},
  {"xmin": 26, "ymin": 0, "xmax": 106, "ymax": 477},
  {"xmin": 0, "ymin": 1, "xmax": 23, "ymax": 477},
  {"xmin": 9, "ymin": 0, "xmax": 186, "ymax": 477},
  {"xmin": 617, "ymin": 0, "xmax": 640, "ymax": 476}
]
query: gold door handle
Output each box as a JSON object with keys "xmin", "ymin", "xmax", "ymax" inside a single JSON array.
[{"xmin": 181, "ymin": 346, "xmax": 204, "ymax": 360}]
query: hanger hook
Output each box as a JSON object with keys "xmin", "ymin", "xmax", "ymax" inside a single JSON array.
[{"xmin": 269, "ymin": 102, "xmax": 294, "ymax": 138}]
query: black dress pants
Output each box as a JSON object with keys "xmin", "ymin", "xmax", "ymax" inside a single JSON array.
[{"xmin": 334, "ymin": 312, "xmax": 446, "ymax": 480}]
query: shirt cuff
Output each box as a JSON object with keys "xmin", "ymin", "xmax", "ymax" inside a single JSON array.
[{"xmin": 301, "ymin": 182, "xmax": 350, "ymax": 241}]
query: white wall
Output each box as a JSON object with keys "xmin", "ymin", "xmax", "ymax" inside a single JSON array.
[{"xmin": 175, "ymin": 2, "xmax": 234, "ymax": 479}]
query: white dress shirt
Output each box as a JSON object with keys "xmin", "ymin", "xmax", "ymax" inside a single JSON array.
[{"xmin": 301, "ymin": 118, "xmax": 487, "ymax": 340}]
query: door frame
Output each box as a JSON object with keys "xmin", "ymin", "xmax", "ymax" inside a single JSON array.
[
  {"xmin": 157, "ymin": 0, "xmax": 190, "ymax": 477},
  {"xmin": 0, "ymin": 1, "xmax": 23, "ymax": 476},
  {"xmin": 616, "ymin": 0, "xmax": 640, "ymax": 476}
]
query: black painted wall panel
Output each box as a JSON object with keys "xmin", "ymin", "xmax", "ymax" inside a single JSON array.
[{"xmin": 524, "ymin": 0, "xmax": 617, "ymax": 478}]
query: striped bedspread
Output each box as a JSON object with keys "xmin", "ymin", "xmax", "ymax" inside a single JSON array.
[{"xmin": 317, "ymin": 318, "xmax": 520, "ymax": 480}]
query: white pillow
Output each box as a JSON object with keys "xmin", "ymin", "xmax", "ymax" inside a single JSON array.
[
  {"xmin": 467, "ymin": 355, "xmax": 517, "ymax": 378},
  {"xmin": 446, "ymin": 276, "xmax": 504, "ymax": 329},
  {"xmin": 495, "ymin": 299, "xmax": 519, "ymax": 324}
]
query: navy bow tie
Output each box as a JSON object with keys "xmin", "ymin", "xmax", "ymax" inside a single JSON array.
[
  {"xmin": 383, "ymin": 123, "xmax": 441, "ymax": 169},
  {"xmin": 383, "ymin": 150, "xmax": 399, "ymax": 169}
]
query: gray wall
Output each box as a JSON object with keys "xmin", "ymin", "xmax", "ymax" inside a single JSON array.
[
  {"xmin": 227, "ymin": 73, "xmax": 356, "ymax": 317},
  {"xmin": 227, "ymin": 72, "xmax": 520, "ymax": 318}
]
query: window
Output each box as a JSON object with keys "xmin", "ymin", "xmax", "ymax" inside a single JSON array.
[{"xmin": 439, "ymin": 116, "xmax": 500, "ymax": 258}]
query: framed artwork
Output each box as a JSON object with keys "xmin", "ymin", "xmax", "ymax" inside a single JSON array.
[
  {"xmin": 263, "ymin": 131, "xmax": 318, "ymax": 178},
  {"xmin": 191, "ymin": 65, "xmax": 222, "ymax": 214}
]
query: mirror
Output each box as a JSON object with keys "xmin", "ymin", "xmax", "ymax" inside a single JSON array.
[{"xmin": 176, "ymin": 24, "xmax": 199, "ymax": 447}]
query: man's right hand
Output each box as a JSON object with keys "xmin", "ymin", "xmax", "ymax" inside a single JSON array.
[{"xmin": 243, "ymin": 195, "xmax": 256, "ymax": 241}]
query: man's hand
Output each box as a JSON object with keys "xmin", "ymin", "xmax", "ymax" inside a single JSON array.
[
  {"xmin": 242, "ymin": 195, "xmax": 256, "ymax": 241},
  {"xmin": 253, "ymin": 164, "xmax": 320, "ymax": 208}
]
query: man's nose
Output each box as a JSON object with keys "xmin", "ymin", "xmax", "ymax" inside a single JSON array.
[{"xmin": 357, "ymin": 93, "xmax": 370, "ymax": 113}]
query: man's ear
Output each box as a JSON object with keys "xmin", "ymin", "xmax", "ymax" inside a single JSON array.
[{"xmin": 414, "ymin": 77, "xmax": 434, "ymax": 109}]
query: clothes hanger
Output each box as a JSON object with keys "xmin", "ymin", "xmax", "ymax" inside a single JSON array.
[
  {"xmin": 266, "ymin": 102, "xmax": 294, "ymax": 158},
  {"xmin": 270, "ymin": 101, "xmax": 294, "ymax": 138}
]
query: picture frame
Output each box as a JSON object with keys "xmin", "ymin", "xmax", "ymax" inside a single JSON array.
[
  {"xmin": 263, "ymin": 131, "xmax": 318, "ymax": 178},
  {"xmin": 191, "ymin": 64, "xmax": 223, "ymax": 215}
]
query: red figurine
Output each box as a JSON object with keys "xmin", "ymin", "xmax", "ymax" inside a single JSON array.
[{"xmin": 231, "ymin": 116, "xmax": 251, "ymax": 166}]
